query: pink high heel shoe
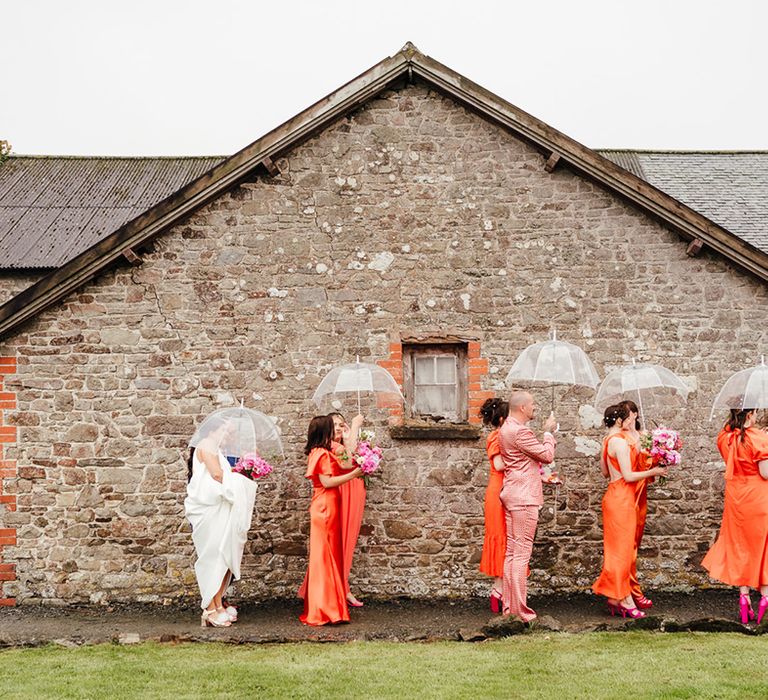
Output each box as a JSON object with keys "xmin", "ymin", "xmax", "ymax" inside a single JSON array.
[
  {"xmin": 755, "ymin": 596, "xmax": 767, "ymax": 624},
  {"xmin": 739, "ymin": 594, "xmax": 756, "ymax": 624},
  {"xmin": 633, "ymin": 595, "xmax": 653, "ymax": 610},
  {"xmin": 619, "ymin": 604, "xmax": 646, "ymax": 620},
  {"xmin": 608, "ymin": 602, "xmax": 645, "ymax": 619}
]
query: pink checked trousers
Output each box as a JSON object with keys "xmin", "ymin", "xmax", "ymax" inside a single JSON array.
[{"xmin": 500, "ymin": 502, "xmax": 539, "ymax": 622}]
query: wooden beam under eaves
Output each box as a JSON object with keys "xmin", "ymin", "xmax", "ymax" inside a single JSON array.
[
  {"xmin": 686, "ymin": 238, "xmax": 704, "ymax": 257},
  {"xmin": 122, "ymin": 247, "xmax": 142, "ymax": 266},
  {"xmin": 544, "ymin": 152, "xmax": 561, "ymax": 173},
  {"xmin": 261, "ymin": 156, "xmax": 281, "ymax": 177}
]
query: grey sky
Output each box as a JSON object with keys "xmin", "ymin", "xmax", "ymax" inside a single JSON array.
[{"xmin": 3, "ymin": 0, "xmax": 766, "ymax": 156}]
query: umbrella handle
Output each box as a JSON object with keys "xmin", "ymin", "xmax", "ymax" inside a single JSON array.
[{"xmin": 636, "ymin": 388, "xmax": 645, "ymax": 431}]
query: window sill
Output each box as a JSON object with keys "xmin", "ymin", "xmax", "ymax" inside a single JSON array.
[{"xmin": 389, "ymin": 423, "xmax": 481, "ymax": 440}]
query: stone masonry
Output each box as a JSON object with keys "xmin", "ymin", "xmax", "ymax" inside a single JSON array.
[
  {"xmin": 1, "ymin": 82, "xmax": 767, "ymax": 604},
  {"xmin": 0, "ymin": 355, "xmax": 17, "ymax": 605},
  {"xmin": 0, "ymin": 273, "xmax": 44, "ymax": 306}
]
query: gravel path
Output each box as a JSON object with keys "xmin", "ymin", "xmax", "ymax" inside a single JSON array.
[{"xmin": 1, "ymin": 590, "xmax": 766, "ymax": 647}]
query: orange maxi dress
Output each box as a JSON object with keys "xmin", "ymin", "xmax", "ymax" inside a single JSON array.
[
  {"xmin": 593, "ymin": 434, "xmax": 639, "ymax": 600},
  {"xmin": 630, "ymin": 443, "xmax": 651, "ymax": 600},
  {"xmin": 479, "ymin": 429, "xmax": 506, "ymax": 577},
  {"xmin": 339, "ymin": 466, "xmax": 366, "ymax": 596},
  {"xmin": 702, "ymin": 427, "xmax": 768, "ymax": 587},
  {"xmin": 299, "ymin": 447, "xmax": 350, "ymax": 626}
]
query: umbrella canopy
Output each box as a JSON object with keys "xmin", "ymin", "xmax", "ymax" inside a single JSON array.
[
  {"xmin": 312, "ymin": 357, "xmax": 403, "ymax": 412},
  {"xmin": 189, "ymin": 405, "xmax": 284, "ymax": 460},
  {"xmin": 595, "ymin": 360, "xmax": 689, "ymax": 427},
  {"xmin": 710, "ymin": 357, "xmax": 768, "ymax": 419},
  {"xmin": 505, "ymin": 331, "xmax": 600, "ymax": 389}
]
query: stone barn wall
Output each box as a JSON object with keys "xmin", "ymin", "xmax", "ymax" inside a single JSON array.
[
  {"xmin": 1, "ymin": 82, "xmax": 767, "ymax": 604},
  {"xmin": 0, "ymin": 272, "xmax": 44, "ymax": 305}
]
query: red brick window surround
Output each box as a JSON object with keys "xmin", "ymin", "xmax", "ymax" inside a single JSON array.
[
  {"xmin": 379, "ymin": 338, "xmax": 491, "ymax": 440},
  {"xmin": 0, "ymin": 355, "xmax": 16, "ymax": 606}
]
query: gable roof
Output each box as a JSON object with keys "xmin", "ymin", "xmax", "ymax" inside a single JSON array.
[
  {"xmin": 0, "ymin": 156, "xmax": 224, "ymax": 269},
  {"xmin": 1, "ymin": 42, "xmax": 768, "ymax": 340}
]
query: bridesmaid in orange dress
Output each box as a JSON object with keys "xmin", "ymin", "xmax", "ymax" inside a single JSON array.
[
  {"xmin": 617, "ymin": 399, "xmax": 654, "ymax": 610},
  {"xmin": 702, "ymin": 408, "xmax": 768, "ymax": 624},
  {"xmin": 300, "ymin": 415, "xmax": 362, "ymax": 626},
  {"xmin": 478, "ymin": 398, "xmax": 509, "ymax": 613},
  {"xmin": 593, "ymin": 404, "xmax": 666, "ymax": 619},
  {"xmin": 329, "ymin": 412, "xmax": 366, "ymax": 608}
]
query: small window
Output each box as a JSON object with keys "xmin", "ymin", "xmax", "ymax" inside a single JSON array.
[{"xmin": 403, "ymin": 343, "xmax": 468, "ymax": 423}]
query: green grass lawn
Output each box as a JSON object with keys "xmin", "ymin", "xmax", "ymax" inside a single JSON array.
[{"xmin": 1, "ymin": 633, "xmax": 767, "ymax": 699}]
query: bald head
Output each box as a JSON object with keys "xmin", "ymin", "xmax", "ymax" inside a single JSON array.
[
  {"xmin": 509, "ymin": 391, "xmax": 532, "ymax": 411},
  {"xmin": 509, "ymin": 390, "xmax": 536, "ymax": 422}
]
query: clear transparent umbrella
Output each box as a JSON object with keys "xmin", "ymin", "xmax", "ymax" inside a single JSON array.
[
  {"xmin": 189, "ymin": 404, "xmax": 284, "ymax": 460},
  {"xmin": 710, "ymin": 356, "xmax": 768, "ymax": 419},
  {"xmin": 594, "ymin": 359, "xmax": 690, "ymax": 428},
  {"xmin": 312, "ymin": 356, "xmax": 404, "ymax": 413},
  {"xmin": 506, "ymin": 330, "xmax": 600, "ymax": 408}
]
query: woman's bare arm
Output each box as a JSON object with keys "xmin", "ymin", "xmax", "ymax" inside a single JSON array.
[
  {"xmin": 198, "ymin": 449, "xmax": 223, "ymax": 483},
  {"xmin": 319, "ymin": 467, "xmax": 363, "ymax": 488},
  {"xmin": 610, "ymin": 438, "xmax": 665, "ymax": 483},
  {"xmin": 342, "ymin": 414, "xmax": 365, "ymax": 455}
]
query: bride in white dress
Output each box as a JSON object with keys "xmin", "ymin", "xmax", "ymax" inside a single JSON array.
[{"xmin": 184, "ymin": 418, "xmax": 258, "ymax": 627}]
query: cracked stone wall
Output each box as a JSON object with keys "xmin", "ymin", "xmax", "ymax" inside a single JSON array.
[{"xmin": 1, "ymin": 82, "xmax": 767, "ymax": 604}]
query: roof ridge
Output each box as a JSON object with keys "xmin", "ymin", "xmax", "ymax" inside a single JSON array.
[
  {"xmin": 597, "ymin": 149, "xmax": 768, "ymax": 155},
  {"xmin": 7, "ymin": 154, "xmax": 227, "ymax": 160}
]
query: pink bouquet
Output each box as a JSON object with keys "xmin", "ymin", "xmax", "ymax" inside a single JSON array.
[
  {"xmin": 232, "ymin": 452, "xmax": 274, "ymax": 480},
  {"xmin": 640, "ymin": 427, "xmax": 682, "ymax": 483},
  {"xmin": 353, "ymin": 429, "xmax": 383, "ymax": 478}
]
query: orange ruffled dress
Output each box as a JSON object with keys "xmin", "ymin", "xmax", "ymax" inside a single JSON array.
[
  {"xmin": 593, "ymin": 434, "xmax": 639, "ymax": 600},
  {"xmin": 702, "ymin": 427, "xmax": 768, "ymax": 587},
  {"xmin": 479, "ymin": 429, "xmax": 506, "ymax": 577},
  {"xmin": 299, "ymin": 447, "xmax": 350, "ymax": 626}
]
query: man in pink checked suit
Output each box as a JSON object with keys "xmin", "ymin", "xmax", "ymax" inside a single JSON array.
[{"xmin": 498, "ymin": 391, "xmax": 557, "ymax": 623}]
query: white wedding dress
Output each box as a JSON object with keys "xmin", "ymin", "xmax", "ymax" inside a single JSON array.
[{"xmin": 184, "ymin": 450, "xmax": 258, "ymax": 609}]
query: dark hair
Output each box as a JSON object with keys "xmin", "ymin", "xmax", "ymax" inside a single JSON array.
[
  {"xmin": 726, "ymin": 408, "xmax": 755, "ymax": 440},
  {"xmin": 328, "ymin": 411, "xmax": 346, "ymax": 422},
  {"xmin": 603, "ymin": 403, "xmax": 630, "ymax": 428},
  {"xmin": 187, "ymin": 448, "xmax": 195, "ymax": 482},
  {"xmin": 305, "ymin": 415, "xmax": 335, "ymax": 455},
  {"xmin": 617, "ymin": 400, "xmax": 641, "ymax": 431},
  {"xmin": 479, "ymin": 398, "xmax": 509, "ymax": 428}
]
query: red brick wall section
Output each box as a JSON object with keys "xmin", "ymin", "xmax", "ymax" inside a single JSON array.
[
  {"xmin": 377, "ymin": 341, "xmax": 492, "ymax": 425},
  {"xmin": 0, "ymin": 356, "xmax": 17, "ymax": 606},
  {"xmin": 467, "ymin": 342, "xmax": 493, "ymax": 425},
  {"xmin": 377, "ymin": 343, "xmax": 404, "ymax": 424}
]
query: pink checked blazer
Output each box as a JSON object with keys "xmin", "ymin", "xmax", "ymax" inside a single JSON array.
[{"xmin": 498, "ymin": 416, "xmax": 556, "ymax": 508}]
